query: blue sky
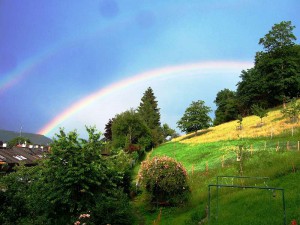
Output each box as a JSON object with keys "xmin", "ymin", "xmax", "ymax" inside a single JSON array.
[{"xmin": 0, "ymin": 0, "xmax": 299, "ymax": 138}]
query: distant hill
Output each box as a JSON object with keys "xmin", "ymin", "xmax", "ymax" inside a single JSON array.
[{"xmin": 0, "ymin": 129, "xmax": 52, "ymax": 146}]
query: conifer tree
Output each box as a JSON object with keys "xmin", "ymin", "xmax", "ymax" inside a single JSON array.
[{"xmin": 137, "ymin": 87, "xmax": 163, "ymax": 146}]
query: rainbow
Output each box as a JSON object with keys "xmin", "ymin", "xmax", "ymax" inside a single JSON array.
[
  {"xmin": 38, "ymin": 60, "xmax": 253, "ymax": 136},
  {"xmin": 0, "ymin": 18, "xmax": 131, "ymax": 93}
]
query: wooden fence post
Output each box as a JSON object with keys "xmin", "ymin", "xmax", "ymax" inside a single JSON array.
[
  {"xmin": 221, "ymin": 155, "xmax": 225, "ymax": 168},
  {"xmin": 287, "ymin": 141, "xmax": 290, "ymax": 151}
]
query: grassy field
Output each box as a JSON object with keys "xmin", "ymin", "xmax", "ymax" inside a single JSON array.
[{"xmin": 132, "ymin": 106, "xmax": 300, "ymax": 225}]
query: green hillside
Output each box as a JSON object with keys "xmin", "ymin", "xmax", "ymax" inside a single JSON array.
[{"xmin": 133, "ymin": 107, "xmax": 300, "ymax": 225}]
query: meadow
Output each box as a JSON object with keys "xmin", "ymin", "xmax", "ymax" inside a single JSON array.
[{"xmin": 132, "ymin": 105, "xmax": 300, "ymax": 225}]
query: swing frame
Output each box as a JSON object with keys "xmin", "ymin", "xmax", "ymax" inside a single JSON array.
[{"xmin": 207, "ymin": 176, "xmax": 286, "ymax": 225}]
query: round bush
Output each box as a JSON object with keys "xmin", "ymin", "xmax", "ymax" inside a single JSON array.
[{"xmin": 138, "ymin": 156, "xmax": 189, "ymax": 205}]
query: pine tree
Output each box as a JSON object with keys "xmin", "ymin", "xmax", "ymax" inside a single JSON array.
[
  {"xmin": 137, "ymin": 87, "xmax": 162, "ymax": 146},
  {"xmin": 104, "ymin": 118, "xmax": 114, "ymax": 141}
]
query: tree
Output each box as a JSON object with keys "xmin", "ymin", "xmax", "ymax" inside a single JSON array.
[
  {"xmin": 103, "ymin": 118, "xmax": 114, "ymax": 141},
  {"xmin": 161, "ymin": 123, "xmax": 178, "ymax": 141},
  {"xmin": 177, "ymin": 100, "xmax": 212, "ymax": 134},
  {"xmin": 237, "ymin": 114, "xmax": 243, "ymax": 130},
  {"xmin": 43, "ymin": 127, "xmax": 134, "ymax": 224},
  {"xmin": 256, "ymin": 21, "xmax": 299, "ymax": 106},
  {"xmin": 259, "ymin": 21, "xmax": 296, "ymax": 52},
  {"xmin": 112, "ymin": 109, "xmax": 152, "ymax": 151},
  {"xmin": 214, "ymin": 88, "xmax": 239, "ymax": 125},
  {"xmin": 137, "ymin": 87, "xmax": 161, "ymax": 129},
  {"xmin": 137, "ymin": 87, "xmax": 163, "ymax": 146},
  {"xmin": 281, "ymin": 98, "xmax": 300, "ymax": 123},
  {"xmin": 8, "ymin": 136, "xmax": 31, "ymax": 148},
  {"xmin": 251, "ymin": 104, "xmax": 268, "ymax": 126},
  {"xmin": 236, "ymin": 21, "xmax": 300, "ymax": 109},
  {"xmin": 0, "ymin": 127, "xmax": 135, "ymax": 225},
  {"xmin": 236, "ymin": 68, "xmax": 269, "ymax": 113}
]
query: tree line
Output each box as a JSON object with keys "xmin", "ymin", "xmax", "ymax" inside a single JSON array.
[
  {"xmin": 214, "ymin": 21, "xmax": 300, "ymax": 126},
  {"xmin": 175, "ymin": 21, "xmax": 300, "ymax": 134},
  {"xmin": 103, "ymin": 87, "xmax": 178, "ymax": 156}
]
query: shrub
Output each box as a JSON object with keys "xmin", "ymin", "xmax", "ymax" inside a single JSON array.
[{"xmin": 138, "ymin": 156, "xmax": 189, "ymax": 205}]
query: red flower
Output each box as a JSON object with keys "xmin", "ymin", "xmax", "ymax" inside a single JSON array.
[{"xmin": 291, "ymin": 219, "xmax": 297, "ymax": 225}]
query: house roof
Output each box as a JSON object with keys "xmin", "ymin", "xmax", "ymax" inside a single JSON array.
[{"xmin": 0, "ymin": 146, "xmax": 47, "ymax": 165}]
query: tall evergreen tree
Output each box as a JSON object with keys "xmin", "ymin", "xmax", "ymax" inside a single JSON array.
[
  {"xmin": 137, "ymin": 87, "xmax": 163, "ymax": 146},
  {"xmin": 104, "ymin": 118, "xmax": 114, "ymax": 141}
]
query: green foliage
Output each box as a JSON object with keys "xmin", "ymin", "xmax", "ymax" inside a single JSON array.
[
  {"xmin": 7, "ymin": 136, "xmax": 31, "ymax": 148},
  {"xmin": 0, "ymin": 127, "xmax": 134, "ymax": 225},
  {"xmin": 236, "ymin": 68, "xmax": 268, "ymax": 114},
  {"xmin": 0, "ymin": 165, "xmax": 47, "ymax": 225},
  {"xmin": 259, "ymin": 21, "xmax": 296, "ymax": 52},
  {"xmin": 41, "ymin": 127, "xmax": 117, "ymax": 221},
  {"xmin": 161, "ymin": 123, "xmax": 178, "ymax": 141},
  {"xmin": 138, "ymin": 87, "xmax": 161, "ymax": 130},
  {"xmin": 91, "ymin": 189, "xmax": 134, "ymax": 225},
  {"xmin": 237, "ymin": 114, "xmax": 243, "ymax": 129},
  {"xmin": 104, "ymin": 118, "xmax": 114, "ymax": 141},
  {"xmin": 137, "ymin": 87, "xmax": 163, "ymax": 146},
  {"xmin": 281, "ymin": 98, "xmax": 300, "ymax": 123},
  {"xmin": 214, "ymin": 88, "xmax": 239, "ymax": 125},
  {"xmin": 112, "ymin": 109, "xmax": 152, "ymax": 151},
  {"xmin": 237, "ymin": 21, "xmax": 300, "ymax": 111},
  {"xmin": 138, "ymin": 156, "xmax": 189, "ymax": 205},
  {"xmin": 177, "ymin": 100, "xmax": 212, "ymax": 133},
  {"xmin": 251, "ymin": 104, "xmax": 268, "ymax": 124}
]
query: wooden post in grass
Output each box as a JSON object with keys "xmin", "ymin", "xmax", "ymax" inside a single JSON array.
[
  {"xmin": 221, "ymin": 155, "xmax": 224, "ymax": 168},
  {"xmin": 250, "ymin": 144, "xmax": 253, "ymax": 155},
  {"xmin": 276, "ymin": 141, "xmax": 279, "ymax": 152},
  {"xmin": 270, "ymin": 129, "xmax": 273, "ymax": 139},
  {"xmin": 292, "ymin": 162, "xmax": 295, "ymax": 173},
  {"xmin": 287, "ymin": 141, "xmax": 290, "ymax": 151}
]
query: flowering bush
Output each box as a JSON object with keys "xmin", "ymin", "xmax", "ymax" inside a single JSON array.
[
  {"xmin": 74, "ymin": 213, "xmax": 91, "ymax": 225},
  {"xmin": 138, "ymin": 156, "xmax": 189, "ymax": 205}
]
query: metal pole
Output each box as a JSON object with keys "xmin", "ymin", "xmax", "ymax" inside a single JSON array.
[
  {"xmin": 208, "ymin": 185, "xmax": 211, "ymax": 225},
  {"xmin": 282, "ymin": 189, "xmax": 286, "ymax": 225},
  {"xmin": 216, "ymin": 176, "xmax": 219, "ymax": 224},
  {"xmin": 208, "ymin": 184, "xmax": 285, "ymax": 225}
]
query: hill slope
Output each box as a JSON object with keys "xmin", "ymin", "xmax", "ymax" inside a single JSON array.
[
  {"xmin": 0, "ymin": 129, "xmax": 52, "ymax": 145},
  {"xmin": 133, "ymin": 105, "xmax": 300, "ymax": 225},
  {"xmin": 174, "ymin": 105, "xmax": 299, "ymax": 144}
]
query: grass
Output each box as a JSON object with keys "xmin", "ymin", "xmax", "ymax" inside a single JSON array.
[{"xmin": 132, "ymin": 105, "xmax": 300, "ymax": 225}]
